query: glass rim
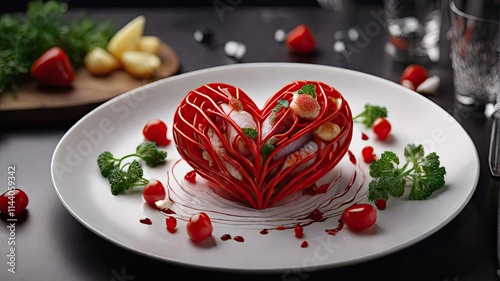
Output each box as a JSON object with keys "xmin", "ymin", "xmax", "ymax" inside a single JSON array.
[{"xmin": 450, "ymin": 0, "xmax": 499, "ymax": 25}]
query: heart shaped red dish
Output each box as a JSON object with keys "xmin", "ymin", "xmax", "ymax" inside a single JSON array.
[{"xmin": 173, "ymin": 80, "xmax": 353, "ymax": 209}]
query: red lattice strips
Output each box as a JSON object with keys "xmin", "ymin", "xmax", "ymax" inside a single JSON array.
[{"xmin": 173, "ymin": 81, "xmax": 353, "ymax": 209}]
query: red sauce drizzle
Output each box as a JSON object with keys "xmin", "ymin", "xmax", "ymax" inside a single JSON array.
[
  {"xmin": 303, "ymin": 183, "xmax": 329, "ymax": 195},
  {"xmin": 348, "ymin": 150, "xmax": 357, "ymax": 165},
  {"xmin": 301, "ymin": 241, "xmax": 309, "ymax": 248},
  {"xmin": 260, "ymin": 229, "xmax": 269, "ymax": 234},
  {"xmin": 234, "ymin": 236, "xmax": 245, "ymax": 242},
  {"xmin": 361, "ymin": 132, "xmax": 369, "ymax": 140},
  {"xmin": 162, "ymin": 208, "xmax": 176, "ymax": 215},
  {"xmin": 140, "ymin": 218, "xmax": 152, "ymax": 225},
  {"xmin": 325, "ymin": 218, "xmax": 345, "ymax": 235},
  {"xmin": 221, "ymin": 234, "xmax": 232, "ymax": 241}
]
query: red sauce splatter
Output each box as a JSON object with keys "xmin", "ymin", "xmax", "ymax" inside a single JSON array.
[
  {"xmin": 234, "ymin": 236, "xmax": 244, "ymax": 242},
  {"xmin": 294, "ymin": 225, "xmax": 304, "ymax": 238},
  {"xmin": 348, "ymin": 150, "xmax": 357, "ymax": 165},
  {"xmin": 166, "ymin": 216, "xmax": 177, "ymax": 232},
  {"xmin": 361, "ymin": 146, "xmax": 376, "ymax": 164},
  {"xmin": 277, "ymin": 225, "xmax": 285, "ymax": 230},
  {"xmin": 221, "ymin": 234, "xmax": 232, "ymax": 241},
  {"xmin": 184, "ymin": 170, "xmax": 197, "ymax": 183},
  {"xmin": 308, "ymin": 209, "xmax": 324, "ymax": 221},
  {"xmin": 260, "ymin": 229, "xmax": 269, "ymax": 234},
  {"xmin": 162, "ymin": 208, "xmax": 176, "ymax": 215},
  {"xmin": 361, "ymin": 132, "xmax": 369, "ymax": 140},
  {"xmin": 140, "ymin": 218, "xmax": 152, "ymax": 225},
  {"xmin": 301, "ymin": 241, "xmax": 309, "ymax": 248},
  {"xmin": 325, "ymin": 218, "xmax": 345, "ymax": 235}
]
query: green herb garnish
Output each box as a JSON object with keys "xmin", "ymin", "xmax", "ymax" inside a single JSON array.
[
  {"xmin": 262, "ymin": 137, "xmax": 278, "ymax": 160},
  {"xmin": 270, "ymin": 100, "xmax": 289, "ymax": 122},
  {"xmin": 97, "ymin": 141, "xmax": 167, "ymax": 195},
  {"xmin": 0, "ymin": 0, "xmax": 115, "ymax": 93},
  {"xmin": 242, "ymin": 128, "xmax": 258, "ymax": 139},
  {"xmin": 353, "ymin": 104, "xmax": 388, "ymax": 128},
  {"xmin": 297, "ymin": 84, "xmax": 317, "ymax": 99},
  {"xmin": 368, "ymin": 144, "xmax": 446, "ymax": 203},
  {"xmin": 107, "ymin": 160, "xmax": 149, "ymax": 195}
]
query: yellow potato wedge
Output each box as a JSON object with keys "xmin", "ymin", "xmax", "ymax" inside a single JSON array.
[
  {"xmin": 84, "ymin": 47, "xmax": 121, "ymax": 76},
  {"xmin": 121, "ymin": 51, "xmax": 161, "ymax": 78},
  {"xmin": 107, "ymin": 15, "xmax": 145, "ymax": 59},
  {"xmin": 138, "ymin": 36, "xmax": 161, "ymax": 54}
]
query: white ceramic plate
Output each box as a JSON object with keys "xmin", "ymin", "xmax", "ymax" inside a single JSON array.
[{"xmin": 51, "ymin": 63, "xmax": 479, "ymax": 273}]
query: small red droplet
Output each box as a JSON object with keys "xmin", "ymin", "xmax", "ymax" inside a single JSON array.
[
  {"xmin": 348, "ymin": 150, "xmax": 357, "ymax": 165},
  {"xmin": 361, "ymin": 132, "xmax": 369, "ymax": 140},
  {"xmin": 277, "ymin": 225, "xmax": 285, "ymax": 230},
  {"xmin": 140, "ymin": 218, "xmax": 152, "ymax": 225},
  {"xmin": 221, "ymin": 234, "xmax": 232, "ymax": 241},
  {"xmin": 294, "ymin": 225, "xmax": 304, "ymax": 238},
  {"xmin": 362, "ymin": 146, "xmax": 376, "ymax": 164},
  {"xmin": 234, "ymin": 236, "xmax": 244, "ymax": 242},
  {"xmin": 260, "ymin": 229, "xmax": 269, "ymax": 234},
  {"xmin": 166, "ymin": 216, "xmax": 177, "ymax": 231},
  {"xmin": 301, "ymin": 241, "xmax": 309, "ymax": 248},
  {"xmin": 375, "ymin": 199, "xmax": 387, "ymax": 210}
]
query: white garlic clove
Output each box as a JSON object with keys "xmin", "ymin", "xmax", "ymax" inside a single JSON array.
[{"xmin": 416, "ymin": 75, "xmax": 440, "ymax": 95}]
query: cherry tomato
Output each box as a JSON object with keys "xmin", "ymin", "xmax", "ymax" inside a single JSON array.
[
  {"xmin": 143, "ymin": 119, "xmax": 171, "ymax": 146},
  {"xmin": 143, "ymin": 179, "xmax": 166, "ymax": 207},
  {"xmin": 286, "ymin": 24, "xmax": 316, "ymax": 54},
  {"xmin": 186, "ymin": 212, "xmax": 213, "ymax": 241},
  {"xmin": 341, "ymin": 203, "xmax": 377, "ymax": 232},
  {"xmin": 372, "ymin": 117, "xmax": 392, "ymax": 141},
  {"xmin": 400, "ymin": 64, "xmax": 428, "ymax": 90},
  {"xmin": 361, "ymin": 146, "xmax": 376, "ymax": 164},
  {"xmin": 0, "ymin": 189, "xmax": 29, "ymax": 215},
  {"xmin": 31, "ymin": 47, "xmax": 75, "ymax": 87}
]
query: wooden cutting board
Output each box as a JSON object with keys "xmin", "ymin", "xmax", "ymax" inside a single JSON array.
[{"xmin": 0, "ymin": 42, "xmax": 180, "ymax": 126}]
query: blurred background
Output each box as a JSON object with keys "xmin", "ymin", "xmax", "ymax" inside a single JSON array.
[{"xmin": 2, "ymin": 0, "xmax": 385, "ymax": 12}]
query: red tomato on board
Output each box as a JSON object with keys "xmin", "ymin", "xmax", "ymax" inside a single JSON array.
[
  {"xmin": 286, "ymin": 24, "xmax": 316, "ymax": 54},
  {"xmin": 31, "ymin": 47, "xmax": 75, "ymax": 87}
]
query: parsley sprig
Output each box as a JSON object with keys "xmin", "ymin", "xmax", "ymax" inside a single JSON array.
[
  {"xmin": 368, "ymin": 144, "xmax": 446, "ymax": 202},
  {"xmin": 353, "ymin": 104, "xmax": 388, "ymax": 128},
  {"xmin": 0, "ymin": 0, "xmax": 115, "ymax": 93},
  {"xmin": 242, "ymin": 128, "xmax": 258, "ymax": 139},
  {"xmin": 262, "ymin": 137, "xmax": 278, "ymax": 160},
  {"xmin": 97, "ymin": 141, "xmax": 167, "ymax": 195},
  {"xmin": 297, "ymin": 84, "xmax": 317, "ymax": 99}
]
